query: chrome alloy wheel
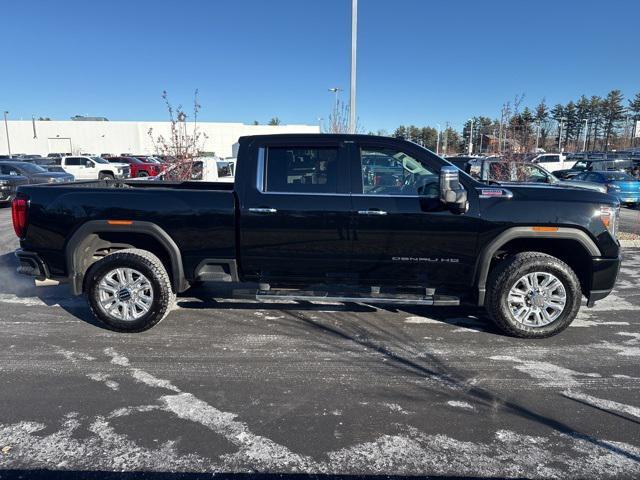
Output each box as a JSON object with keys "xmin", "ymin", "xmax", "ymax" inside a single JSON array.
[
  {"xmin": 507, "ymin": 272, "xmax": 567, "ymax": 327},
  {"xmin": 97, "ymin": 268, "xmax": 154, "ymax": 321}
]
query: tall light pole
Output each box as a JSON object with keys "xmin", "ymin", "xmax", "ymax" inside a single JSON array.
[
  {"xmin": 328, "ymin": 87, "xmax": 342, "ymax": 112},
  {"xmin": 582, "ymin": 118, "xmax": 588, "ymax": 152},
  {"xmin": 348, "ymin": 0, "xmax": 358, "ymax": 134},
  {"xmin": 558, "ymin": 117, "xmax": 567, "ymax": 152},
  {"xmin": 535, "ymin": 121, "xmax": 541, "ymax": 151},
  {"xmin": 3, "ymin": 111, "xmax": 10, "ymax": 156},
  {"xmin": 436, "ymin": 123, "xmax": 441, "ymax": 155},
  {"xmin": 467, "ymin": 119, "xmax": 474, "ymax": 155}
]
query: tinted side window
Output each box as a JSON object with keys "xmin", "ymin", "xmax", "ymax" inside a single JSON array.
[
  {"xmin": 265, "ymin": 147, "xmax": 338, "ymax": 193},
  {"xmin": 544, "ymin": 155, "xmax": 560, "ymax": 163},
  {"xmin": 65, "ymin": 157, "xmax": 84, "ymax": 166}
]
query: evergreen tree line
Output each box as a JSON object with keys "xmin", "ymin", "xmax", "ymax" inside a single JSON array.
[{"xmin": 387, "ymin": 90, "xmax": 640, "ymax": 155}]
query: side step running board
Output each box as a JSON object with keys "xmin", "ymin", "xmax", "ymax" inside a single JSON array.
[{"xmin": 255, "ymin": 291, "xmax": 459, "ymax": 306}]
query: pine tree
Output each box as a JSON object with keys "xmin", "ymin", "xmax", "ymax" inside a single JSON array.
[
  {"xmin": 627, "ymin": 92, "xmax": 640, "ymax": 147},
  {"xmin": 601, "ymin": 90, "xmax": 625, "ymax": 151},
  {"xmin": 535, "ymin": 99, "xmax": 549, "ymax": 150}
]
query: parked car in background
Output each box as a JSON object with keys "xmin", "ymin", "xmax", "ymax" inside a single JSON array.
[
  {"xmin": 555, "ymin": 158, "xmax": 638, "ymax": 179},
  {"xmin": 466, "ymin": 158, "xmax": 607, "ymax": 193},
  {"xmin": 0, "ymin": 161, "xmax": 74, "ymax": 184},
  {"xmin": 571, "ymin": 171, "xmax": 640, "ymax": 206},
  {"xmin": 152, "ymin": 157, "xmax": 233, "ymax": 182},
  {"xmin": 531, "ymin": 153, "xmax": 570, "ymax": 172},
  {"xmin": 106, "ymin": 156, "xmax": 162, "ymax": 178},
  {"xmin": 0, "ymin": 171, "xmax": 29, "ymax": 205},
  {"xmin": 59, "ymin": 156, "xmax": 130, "ymax": 180},
  {"xmin": 19, "ymin": 157, "xmax": 68, "ymax": 173},
  {"xmin": 47, "ymin": 153, "xmax": 71, "ymax": 159}
]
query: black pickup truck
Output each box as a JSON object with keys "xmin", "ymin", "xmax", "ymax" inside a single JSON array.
[{"xmin": 12, "ymin": 134, "xmax": 622, "ymax": 338}]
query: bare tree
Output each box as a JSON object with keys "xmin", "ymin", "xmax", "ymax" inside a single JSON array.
[
  {"xmin": 147, "ymin": 90, "xmax": 208, "ymax": 180},
  {"xmin": 324, "ymin": 99, "xmax": 363, "ymax": 133}
]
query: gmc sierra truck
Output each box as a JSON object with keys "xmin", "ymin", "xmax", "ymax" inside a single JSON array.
[{"xmin": 12, "ymin": 134, "xmax": 622, "ymax": 338}]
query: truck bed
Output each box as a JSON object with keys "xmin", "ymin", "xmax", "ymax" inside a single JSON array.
[{"xmin": 16, "ymin": 179, "xmax": 237, "ymax": 282}]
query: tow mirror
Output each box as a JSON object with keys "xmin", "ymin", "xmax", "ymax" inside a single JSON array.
[
  {"xmin": 85, "ymin": 161, "xmax": 93, "ymax": 168},
  {"xmin": 440, "ymin": 166, "xmax": 468, "ymax": 214}
]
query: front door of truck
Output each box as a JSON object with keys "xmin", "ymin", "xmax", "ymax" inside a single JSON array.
[
  {"xmin": 350, "ymin": 141, "xmax": 480, "ymax": 289},
  {"xmin": 239, "ymin": 139, "xmax": 352, "ymax": 284},
  {"xmin": 63, "ymin": 157, "xmax": 89, "ymax": 179}
]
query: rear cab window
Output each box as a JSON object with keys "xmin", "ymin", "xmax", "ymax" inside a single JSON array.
[{"xmin": 265, "ymin": 147, "xmax": 339, "ymax": 194}]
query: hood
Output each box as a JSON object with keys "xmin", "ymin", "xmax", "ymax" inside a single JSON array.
[
  {"xmin": 555, "ymin": 179, "xmax": 607, "ymax": 193},
  {"xmin": 495, "ymin": 182, "xmax": 617, "ymax": 205},
  {"xmin": 0, "ymin": 174, "xmax": 29, "ymax": 185},
  {"xmin": 31, "ymin": 172, "xmax": 74, "ymax": 183}
]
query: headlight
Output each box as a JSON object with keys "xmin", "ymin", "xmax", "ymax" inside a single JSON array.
[
  {"xmin": 606, "ymin": 184, "xmax": 620, "ymax": 191},
  {"xmin": 599, "ymin": 205, "xmax": 619, "ymax": 239}
]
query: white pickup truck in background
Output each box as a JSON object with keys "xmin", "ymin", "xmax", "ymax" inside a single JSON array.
[
  {"xmin": 59, "ymin": 156, "xmax": 130, "ymax": 180},
  {"xmin": 531, "ymin": 153, "xmax": 569, "ymax": 172}
]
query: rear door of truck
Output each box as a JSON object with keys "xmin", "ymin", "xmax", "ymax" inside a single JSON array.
[{"xmin": 237, "ymin": 137, "xmax": 352, "ymax": 283}]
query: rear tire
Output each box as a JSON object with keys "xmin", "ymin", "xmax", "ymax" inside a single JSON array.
[
  {"xmin": 86, "ymin": 249, "xmax": 175, "ymax": 332},
  {"xmin": 137, "ymin": 171, "xmax": 149, "ymax": 178},
  {"xmin": 486, "ymin": 252, "xmax": 581, "ymax": 338}
]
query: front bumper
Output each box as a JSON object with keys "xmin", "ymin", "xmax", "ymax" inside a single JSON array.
[
  {"xmin": 0, "ymin": 186, "xmax": 15, "ymax": 202},
  {"xmin": 586, "ymin": 255, "xmax": 621, "ymax": 307}
]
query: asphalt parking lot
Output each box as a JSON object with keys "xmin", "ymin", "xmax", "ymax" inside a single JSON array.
[{"xmin": 0, "ymin": 206, "xmax": 638, "ymax": 479}]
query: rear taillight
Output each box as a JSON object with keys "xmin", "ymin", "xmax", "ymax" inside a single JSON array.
[{"xmin": 11, "ymin": 197, "xmax": 28, "ymax": 238}]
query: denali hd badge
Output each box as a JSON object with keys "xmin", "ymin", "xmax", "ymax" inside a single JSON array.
[{"xmin": 392, "ymin": 257, "xmax": 459, "ymax": 263}]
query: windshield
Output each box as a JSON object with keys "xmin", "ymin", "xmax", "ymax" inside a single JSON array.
[
  {"xmin": 15, "ymin": 163, "xmax": 47, "ymax": 173},
  {"xmin": 604, "ymin": 172, "xmax": 635, "ymax": 181},
  {"xmin": 572, "ymin": 160, "xmax": 588, "ymax": 170},
  {"xmin": 91, "ymin": 156, "xmax": 109, "ymax": 164}
]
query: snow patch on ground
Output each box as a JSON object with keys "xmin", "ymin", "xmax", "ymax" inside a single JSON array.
[
  {"xmin": 86, "ymin": 373, "xmax": 119, "ymax": 391},
  {"xmin": 160, "ymin": 392, "xmax": 317, "ymax": 471},
  {"xmin": 490, "ymin": 356, "xmax": 601, "ymax": 387},
  {"xmin": 326, "ymin": 427, "xmax": 640, "ymax": 478},
  {"xmin": 405, "ymin": 316, "xmax": 440, "ymax": 324},
  {"xmin": 381, "ymin": 402, "xmax": 411, "ymax": 415},
  {"xmin": 447, "ymin": 400, "xmax": 475, "ymax": 410},
  {"xmin": 0, "ymin": 416, "xmax": 216, "ymax": 471},
  {"xmin": 104, "ymin": 347, "xmax": 131, "ymax": 367},
  {"xmin": 55, "ymin": 347, "xmax": 96, "ymax": 362},
  {"xmin": 562, "ymin": 390, "xmax": 640, "ymax": 419},
  {"xmin": 131, "ymin": 368, "xmax": 181, "ymax": 393}
]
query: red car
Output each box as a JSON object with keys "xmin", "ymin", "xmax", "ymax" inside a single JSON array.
[{"xmin": 107, "ymin": 157, "xmax": 162, "ymax": 178}]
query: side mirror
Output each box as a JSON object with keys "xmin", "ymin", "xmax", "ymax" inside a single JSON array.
[
  {"xmin": 440, "ymin": 166, "xmax": 468, "ymax": 214},
  {"xmin": 85, "ymin": 161, "xmax": 93, "ymax": 168}
]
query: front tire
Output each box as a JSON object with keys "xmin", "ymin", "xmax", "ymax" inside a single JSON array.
[
  {"xmin": 98, "ymin": 172, "xmax": 115, "ymax": 180},
  {"xmin": 86, "ymin": 249, "xmax": 175, "ymax": 332},
  {"xmin": 486, "ymin": 252, "xmax": 581, "ymax": 338},
  {"xmin": 137, "ymin": 171, "xmax": 149, "ymax": 178}
]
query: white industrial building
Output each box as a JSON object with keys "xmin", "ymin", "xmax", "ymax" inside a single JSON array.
[{"xmin": 0, "ymin": 120, "xmax": 320, "ymax": 158}]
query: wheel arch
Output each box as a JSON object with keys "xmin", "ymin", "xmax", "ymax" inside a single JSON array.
[
  {"xmin": 66, "ymin": 220, "xmax": 188, "ymax": 295},
  {"xmin": 476, "ymin": 227, "xmax": 601, "ymax": 306}
]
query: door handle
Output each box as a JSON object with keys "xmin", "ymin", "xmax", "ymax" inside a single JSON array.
[
  {"xmin": 357, "ymin": 209, "xmax": 387, "ymax": 216},
  {"xmin": 249, "ymin": 207, "xmax": 278, "ymax": 214}
]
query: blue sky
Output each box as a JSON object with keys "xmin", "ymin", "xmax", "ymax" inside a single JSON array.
[{"xmin": 1, "ymin": 0, "xmax": 638, "ymax": 131}]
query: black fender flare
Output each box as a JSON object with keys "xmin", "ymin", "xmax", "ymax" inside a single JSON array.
[
  {"xmin": 475, "ymin": 226, "xmax": 601, "ymax": 306},
  {"xmin": 65, "ymin": 220, "xmax": 188, "ymax": 295}
]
